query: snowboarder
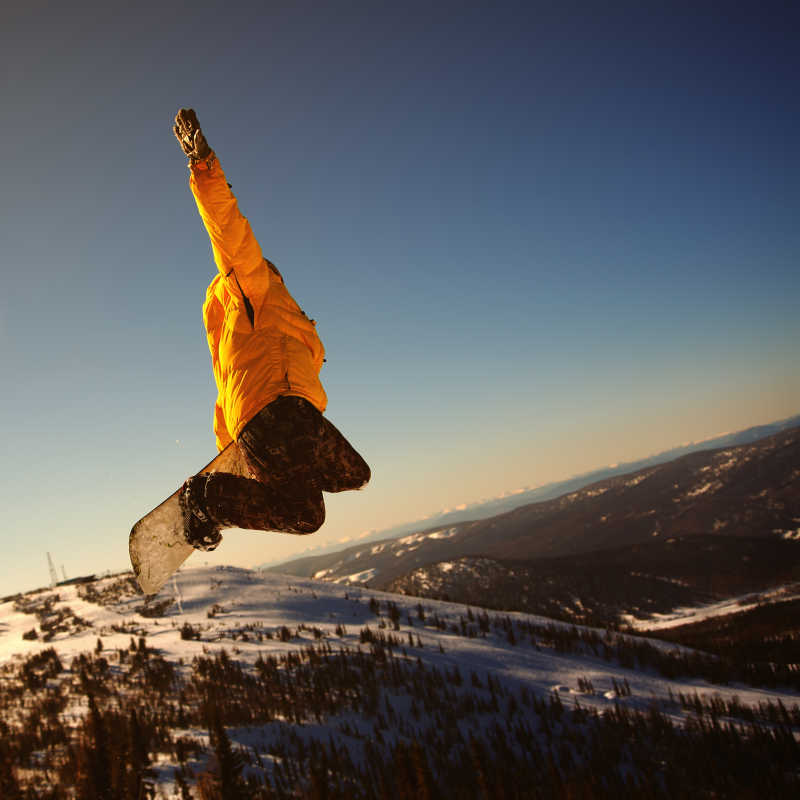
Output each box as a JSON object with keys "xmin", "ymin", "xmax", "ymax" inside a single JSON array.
[{"xmin": 172, "ymin": 108, "xmax": 370, "ymax": 551}]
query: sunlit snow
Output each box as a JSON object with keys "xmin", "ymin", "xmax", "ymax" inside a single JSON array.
[
  {"xmin": 427, "ymin": 528, "xmax": 458, "ymax": 540},
  {"xmin": 622, "ymin": 582, "xmax": 800, "ymax": 631},
  {"xmin": 2, "ymin": 566, "xmax": 799, "ymax": 797},
  {"xmin": 332, "ymin": 568, "xmax": 379, "ymax": 584},
  {"xmin": 685, "ymin": 480, "xmax": 723, "ymax": 498}
]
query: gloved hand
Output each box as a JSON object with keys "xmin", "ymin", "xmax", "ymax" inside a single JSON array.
[{"xmin": 173, "ymin": 108, "xmax": 212, "ymax": 162}]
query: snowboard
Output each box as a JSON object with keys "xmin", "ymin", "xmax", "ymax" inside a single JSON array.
[{"xmin": 129, "ymin": 443, "xmax": 249, "ymax": 594}]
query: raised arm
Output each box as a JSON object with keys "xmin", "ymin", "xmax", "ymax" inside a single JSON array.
[{"xmin": 173, "ymin": 109, "xmax": 266, "ymax": 295}]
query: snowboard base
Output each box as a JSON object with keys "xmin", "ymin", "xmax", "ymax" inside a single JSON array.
[{"xmin": 130, "ymin": 444, "xmax": 248, "ymax": 594}]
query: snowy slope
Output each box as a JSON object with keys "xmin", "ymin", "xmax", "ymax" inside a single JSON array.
[
  {"xmin": 622, "ymin": 582, "xmax": 800, "ymax": 631},
  {"xmin": 263, "ymin": 413, "xmax": 800, "ymax": 569},
  {"xmin": 3, "ymin": 566, "xmax": 797, "ymax": 714},
  {"xmin": 270, "ymin": 426, "xmax": 800, "ymax": 593},
  {"xmin": 2, "ymin": 566, "xmax": 799, "ymax": 797}
]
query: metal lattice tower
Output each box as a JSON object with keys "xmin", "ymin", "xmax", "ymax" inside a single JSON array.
[{"xmin": 47, "ymin": 552, "xmax": 58, "ymax": 588}]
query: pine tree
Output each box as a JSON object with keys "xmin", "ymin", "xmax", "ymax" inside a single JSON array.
[
  {"xmin": 124, "ymin": 707, "xmax": 151, "ymax": 799},
  {"xmin": 0, "ymin": 742, "xmax": 22, "ymax": 800},
  {"xmin": 198, "ymin": 702, "xmax": 248, "ymax": 800},
  {"xmin": 75, "ymin": 693, "xmax": 112, "ymax": 800}
]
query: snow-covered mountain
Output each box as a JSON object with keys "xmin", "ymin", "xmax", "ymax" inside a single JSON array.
[
  {"xmin": 261, "ymin": 412, "xmax": 800, "ymax": 568},
  {"xmin": 269, "ymin": 426, "xmax": 800, "ymax": 613},
  {"xmin": 1, "ymin": 566, "xmax": 798, "ymax": 797}
]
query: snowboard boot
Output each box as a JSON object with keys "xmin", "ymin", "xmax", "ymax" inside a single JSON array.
[
  {"xmin": 197, "ymin": 471, "xmax": 326, "ymax": 535},
  {"xmin": 178, "ymin": 474, "xmax": 223, "ymax": 551}
]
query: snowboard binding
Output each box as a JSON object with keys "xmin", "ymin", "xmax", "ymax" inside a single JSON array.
[{"xmin": 178, "ymin": 474, "xmax": 223, "ymax": 551}]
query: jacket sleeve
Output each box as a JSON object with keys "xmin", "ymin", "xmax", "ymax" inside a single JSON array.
[
  {"xmin": 188, "ymin": 154, "xmax": 270, "ymax": 304},
  {"xmin": 203, "ymin": 282, "xmax": 234, "ymax": 452}
]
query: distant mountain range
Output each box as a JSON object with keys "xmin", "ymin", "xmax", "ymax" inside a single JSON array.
[
  {"xmin": 268, "ymin": 423, "xmax": 800, "ymax": 627},
  {"xmin": 264, "ymin": 413, "xmax": 800, "ymax": 570}
]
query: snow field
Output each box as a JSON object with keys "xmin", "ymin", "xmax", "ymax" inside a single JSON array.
[
  {"xmin": 622, "ymin": 581, "xmax": 800, "ymax": 631},
  {"xmin": 2, "ymin": 565, "xmax": 799, "ymax": 797},
  {"xmin": 3, "ymin": 566, "xmax": 798, "ymax": 716}
]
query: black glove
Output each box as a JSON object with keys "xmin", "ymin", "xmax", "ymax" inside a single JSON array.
[{"xmin": 173, "ymin": 108, "xmax": 212, "ymax": 162}]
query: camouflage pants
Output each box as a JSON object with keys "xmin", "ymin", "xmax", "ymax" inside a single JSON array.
[{"xmin": 198, "ymin": 396, "xmax": 370, "ymax": 534}]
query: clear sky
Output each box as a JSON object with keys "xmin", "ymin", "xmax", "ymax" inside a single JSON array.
[{"xmin": 1, "ymin": 1, "xmax": 798, "ymax": 595}]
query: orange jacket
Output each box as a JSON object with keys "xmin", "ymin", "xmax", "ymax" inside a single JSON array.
[{"xmin": 189, "ymin": 154, "xmax": 327, "ymax": 451}]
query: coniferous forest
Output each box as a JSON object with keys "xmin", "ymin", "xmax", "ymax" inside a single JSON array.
[{"xmin": 0, "ymin": 571, "xmax": 798, "ymax": 798}]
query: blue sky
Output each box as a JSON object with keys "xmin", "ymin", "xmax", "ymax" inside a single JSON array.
[{"xmin": 1, "ymin": 1, "xmax": 798, "ymax": 594}]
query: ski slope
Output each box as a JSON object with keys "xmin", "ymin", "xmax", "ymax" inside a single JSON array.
[
  {"xmin": 3, "ymin": 566, "xmax": 797, "ymax": 714},
  {"xmin": 2, "ymin": 566, "xmax": 799, "ymax": 797}
]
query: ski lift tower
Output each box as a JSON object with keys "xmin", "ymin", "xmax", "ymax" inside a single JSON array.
[{"xmin": 47, "ymin": 552, "xmax": 59, "ymax": 588}]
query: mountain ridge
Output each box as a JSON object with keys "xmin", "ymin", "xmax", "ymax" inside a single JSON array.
[
  {"xmin": 268, "ymin": 425, "xmax": 800, "ymax": 608},
  {"xmin": 263, "ymin": 412, "xmax": 800, "ymax": 570}
]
